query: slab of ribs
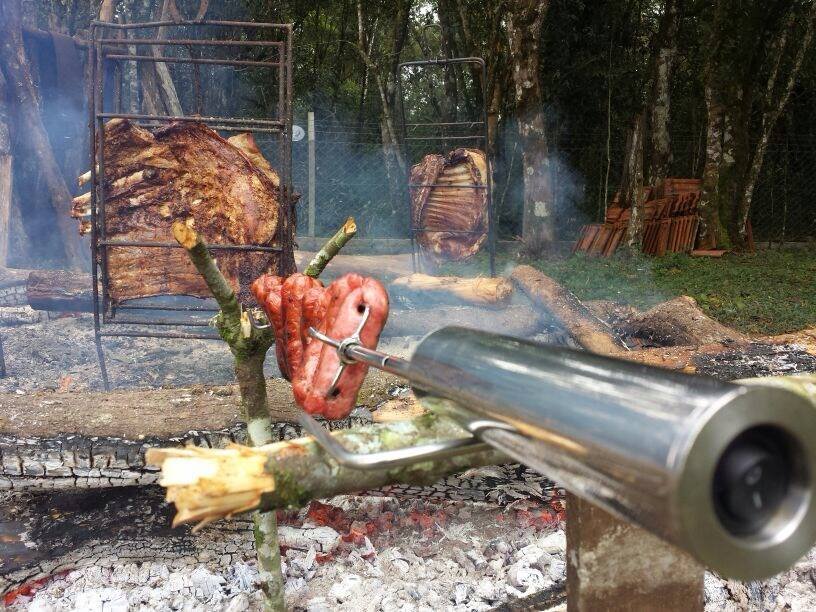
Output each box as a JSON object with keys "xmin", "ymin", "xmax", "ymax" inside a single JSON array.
[
  {"xmin": 71, "ymin": 119, "xmax": 293, "ymax": 303},
  {"xmin": 410, "ymin": 148, "xmax": 489, "ymax": 262},
  {"xmin": 252, "ymin": 272, "xmax": 389, "ymax": 419}
]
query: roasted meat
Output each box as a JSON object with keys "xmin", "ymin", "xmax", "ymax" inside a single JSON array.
[
  {"xmin": 251, "ymin": 272, "xmax": 389, "ymax": 419},
  {"xmin": 410, "ymin": 148, "xmax": 489, "ymax": 262},
  {"xmin": 72, "ymin": 119, "xmax": 292, "ymax": 303}
]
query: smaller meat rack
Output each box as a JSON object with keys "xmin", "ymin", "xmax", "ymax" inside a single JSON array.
[
  {"xmin": 86, "ymin": 19, "xmax": 294, "ymax": 389},
  {"xmin": 397, "ymin": 57, "xmax": 497, "ymax": 276}
]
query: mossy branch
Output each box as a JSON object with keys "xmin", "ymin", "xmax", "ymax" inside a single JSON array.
[
  {"xmin": 304, "ymin": 216, "xmax": 357, "ymax": 278},
  {"xmin": 147, "ymin": 412, "xmax": 508, "ymax": 527},
  {"xmin": 172, "ymin": 218, "xmax": 283, "ymax": 610}
]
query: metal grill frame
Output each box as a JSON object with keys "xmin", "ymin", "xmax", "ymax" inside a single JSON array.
[
  {"xmin": 86, "ymin": 20, "xmax": 294, "ymax": 389},
  {"xmin": 397, "ymin": 57, "xmax": 497, "ymax": 276}
]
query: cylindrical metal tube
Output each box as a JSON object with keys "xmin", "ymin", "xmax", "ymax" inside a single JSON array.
[{"xmin": 408, "ymin": 327, "xmax": 816, "ymax": 580}]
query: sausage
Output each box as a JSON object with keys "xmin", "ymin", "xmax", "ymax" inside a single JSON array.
[
  {"xmin": 250, "ymin": 275, "xmax": 289, "ymax": 378},
  {"xmin": 280, "ymin": 274, "xmax": 324, "ymax": 380},
  {"xmin": 252, "ymin": 272, "xmax": 389, "ymax": 419},
  {"xmin": 295, "ymin": 274, "xmax": 389, "ymax": 419}
]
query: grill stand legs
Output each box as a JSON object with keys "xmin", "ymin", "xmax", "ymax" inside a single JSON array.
[{"xmin": 566, "ymin": 492, "xmax": 704, "ymax": 611}]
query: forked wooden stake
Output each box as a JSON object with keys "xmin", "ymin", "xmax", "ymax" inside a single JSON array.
[{"xmin": 170, "ymin": 216, "xmax": 360, "ymax": 610}]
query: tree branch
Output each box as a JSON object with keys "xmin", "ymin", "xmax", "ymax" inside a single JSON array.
[
  {"xmin": 304, "ymin": 217, "xmax": 358, "ymax": 278},
  {"xmin": 172, "ymin": 218, "xmax": 282, "ymax": 610},
  {"xmin": 147, "ymin": 412, "xmax": 508, "ymax": 528}
]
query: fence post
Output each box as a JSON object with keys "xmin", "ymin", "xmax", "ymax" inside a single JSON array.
[{"xmin": 307, "ymin": 111, "xmax": 316, "ymax": 237}]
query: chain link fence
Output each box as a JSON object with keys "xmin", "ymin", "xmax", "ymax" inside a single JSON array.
[{"xmin": 291, "ymin": 116, "xmax": 815, "ymax": 245}]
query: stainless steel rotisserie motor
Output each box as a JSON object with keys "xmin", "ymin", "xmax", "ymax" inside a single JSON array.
[{"xmin": 301, "ymin": 324, "xmax": 816, "ymax": 580}]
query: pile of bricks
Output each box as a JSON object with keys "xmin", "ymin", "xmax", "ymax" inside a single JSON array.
[{"xmin": 573, "ymin": 179, "xmax": 702, "ymax": 257}]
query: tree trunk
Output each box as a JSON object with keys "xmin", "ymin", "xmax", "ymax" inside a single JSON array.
[
  {"xmin": 506, "ymin": 0, "xmax": 554, "ymax": 255},
  {"xmin": 734, "ymin": 3, "xmax": 816, "ymax": 245},
  {"xmin": 0, "ymin": 0, "xmax": 86, "ymax": 269},
  {"xmin": 647, "ymin": 0, "xmax": 681, "ymax": 183},
  {"xmin": 438, "ymin": 0, "xmax": 460, "ymax": 123},
  {"xmin": 697, "ymin": 88, "xmax": 733, "ymax": 250},
  {"xmin": 623, "ymin": 114, "xmax": 646, "ymax": 250},
  {"xmin": 0, "ymin": 72, "xmax": 12, "ymax": 267}
]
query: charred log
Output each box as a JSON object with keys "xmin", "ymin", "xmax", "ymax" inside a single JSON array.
[
  {"xmin": 0, "ymin": 372, "xmax": 400, "ymax": 492},
  {"xmin": 620, "ymin": 296, "xmax": 749, "ymax": 347},
  {"xmin": 390, "ymin": 274, "xmax": 513, "ymax": 307},
  {"xmin": 26, "ymin": 270, "xmax": 93, "ymax": 312},
  {"xmin": 510, "ymin": 265, "xmax": 627, "ymax": 355}
]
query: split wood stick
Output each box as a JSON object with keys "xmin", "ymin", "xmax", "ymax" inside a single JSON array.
[
  {"xmin": 146, "ymin": 412, "xmax": 507, "ymax": 528},
  {"xmin": 303, "ymin": 216, "xmax": 357, "ymax": 278}
]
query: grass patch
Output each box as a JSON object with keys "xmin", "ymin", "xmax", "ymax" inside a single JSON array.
[{"xmin": 440, "ymin": 246, "xmax": 816, "ymax": 335}]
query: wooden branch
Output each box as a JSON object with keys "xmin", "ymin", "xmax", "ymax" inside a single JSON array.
[
  {"xmin": 170, "ymin": 219, "xmax": 284, "ymax": 609},
  {"xmin": 147, "ymin": 412, "xmax": 507, "ymax": 528},
  {"xmin": 511, "ymin": 265, "xmax": 628, "ymax": 355},
  {"xmin": 303, "ymin": 217, "xmax": 357, "ymax": 278},
  {"xmin": 172, "ymin": 219, "xmax": 241, "ymax": 323},
  {"xmin": 391, "ymin": 274, "xmax": 513, "ymax": 307}
]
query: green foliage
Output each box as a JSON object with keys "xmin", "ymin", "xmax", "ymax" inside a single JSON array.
[{"xmin": 534, "ymin": 247, "xmax": 816, "ymax": 335}]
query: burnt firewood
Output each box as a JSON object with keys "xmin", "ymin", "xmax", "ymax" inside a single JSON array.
[{"xmin": 25, "ymin": 269, "xmax": 93, "ymax": 312}]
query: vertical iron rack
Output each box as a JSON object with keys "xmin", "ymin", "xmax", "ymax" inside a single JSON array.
[
  {"xmin": 397, "ymin": 57, "xmax": 496, "ymax": 276},
  {"xmin": 87, "ymin": 20, "xmax": 293, "ymax": 389}
]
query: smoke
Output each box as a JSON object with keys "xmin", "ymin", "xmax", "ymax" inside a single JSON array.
[{"xmin": 8, "ymin": 35, "xmax": 91, "ymax": 269}]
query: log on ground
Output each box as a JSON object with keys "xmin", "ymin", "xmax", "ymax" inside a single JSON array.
[
  {"xmin": 0, "ymin": 371, "xmax": 401, "ymax": 491},
  {"xmin": 510, "ymin": 265, "xmax": 627, "ymax": 354},
  {"xmin": 26, "ymin": 269, "xmax": 94, "ymax": 312},
  {"xmin": 390, "ymin": 273, "xmax": 513, "ymax": 307}
]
